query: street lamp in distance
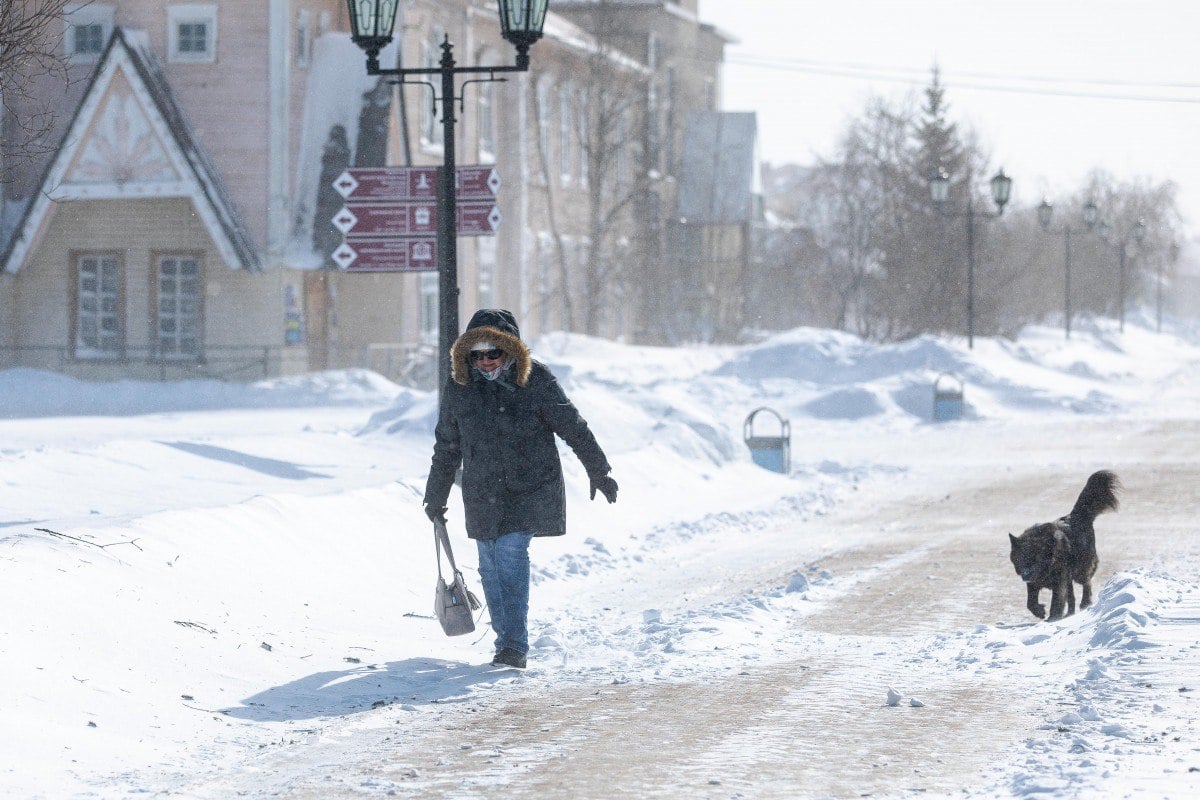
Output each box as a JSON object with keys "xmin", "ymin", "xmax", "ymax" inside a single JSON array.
[
  {"xmin": 1037, "ymin": 198, "xmax": 1098, "ymax": 339},
  {"xmin": 344, "ymin": 0, "xmax": 549, "ymax": 394},
  {"xmin": 1098, "ymin": 218, "xmax": 1147, "ymax": 333},
  {"xmin": 929, "ymin": 167, "xmax": 1013, "ymax": 349}
]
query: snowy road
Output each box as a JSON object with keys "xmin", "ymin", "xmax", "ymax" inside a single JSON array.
[
  {"xmin": 5, "ymin": 327, "xmax": 1200, "ymax": 799},
  {"xmin": 180, "ymin": 414, "xmax": 1200, "ymax": 799}
]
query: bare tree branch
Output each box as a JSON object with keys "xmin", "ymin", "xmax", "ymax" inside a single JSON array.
[{"xmin": 1, "ymin": 0, "xmax": 75, "ymax": 181}]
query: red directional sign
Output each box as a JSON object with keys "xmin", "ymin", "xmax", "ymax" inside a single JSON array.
[
  {"xmin": 332, "ymin": 203, "xmax": 436, "ymax": 236},
  {"xmin": 333, "ymin": 165, "xmax": 500, "ymax": 202},
  {"xmin": 333, "ymin": 167, "xmax": 438, "ymax": 202},
  {"xmin": 456, "ymin": 201, "xmax": 502, "ymax": 235},
  {"xmin": 333, "ymin": 201, "xmax": 500, "ymax": 236},
  {"xmin": 455, "ymin": 166, "xmax": 502, "ymax": 200},
  {"xmin": 331, "ymin": 237, "xmax": 438, "ymax": 272}
]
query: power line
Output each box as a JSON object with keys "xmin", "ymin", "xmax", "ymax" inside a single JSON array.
[{"xmin": 727, "ymin": 54, "xmax": 1200, "ymax": 105}]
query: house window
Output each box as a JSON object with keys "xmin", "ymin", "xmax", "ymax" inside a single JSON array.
[
  {"xmin": 535, "ymin": 77, "xmax": 552, "ymax": 183},
  {"xmin": 536, "ymin": 233, "xmax": 553, "ymax": 333},
  {"xmin": 168, "ymin": 4, "xmax": 218, "ymax": 63},
  {"xmin": 419, "ymin": 273, "xmax": 438, "ymax": 344},
  {"xmin": 156, "ymin": 255, "xmax": 202, "ymax": 359},
  {"xmin": 577, "ymin": 87, "xmax": 589, "ymax": 188},
  {"xmin": 665, "ymin": 68, "xmax": 677, "ymax": 170},
  {"xmin": 478, "ymin": 79, "xmax": 496, "ymax": 161},
  {"xmin": 477, "ymin": 237, "xmax": 496, "ymax": 308},
  {"xmin": 559, "ymin": 84, "xmax": 573, "ymax": 186},
  {"xmin": 614, "ymin": 110, "xmax": 630, "ymax": 192},
  {"xmin": 75, "ymin": 254, "xmax": 123, "ymax": 358},
  {"xmin": 420, "ymin": 29, "xmax": 444, "ymax": 152},
  {"xmin": 558, "ymin": 235, "xmax": 573, "ymax": 325},
  {"xmin": 295, "ymin": 9, "xmax": 311, "ymax": 68},
  {"xmin": 64, "ymin": 3, "xmax": 114, "ymax": 64}
]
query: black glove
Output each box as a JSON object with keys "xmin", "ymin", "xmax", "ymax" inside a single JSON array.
[
  {"xmin": 589, "ymin": 475, "xmax": 618, "ymax": 504},
  {"xmin": 425, "ymin": 505, "xmax": 447, "ymax": 523}
]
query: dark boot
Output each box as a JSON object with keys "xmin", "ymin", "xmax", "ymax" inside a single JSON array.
[{"xmin": 491, "ymin": 648, "xmax": 526, "ymax": 669}]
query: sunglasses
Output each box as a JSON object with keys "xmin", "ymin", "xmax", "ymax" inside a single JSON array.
[{"xmin": 470, "ymin": 348, "xmax": 505, "ymax": 362}]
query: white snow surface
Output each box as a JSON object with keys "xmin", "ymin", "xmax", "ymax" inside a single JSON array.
[{"xmin": 2, "ymin": 318, "xmax": 1200, "ymax": 797}]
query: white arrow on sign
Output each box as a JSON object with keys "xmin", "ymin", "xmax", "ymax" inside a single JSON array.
[
  {"xmin": 331, "ymin": 207, "xmax": 358, "ymax": 235},
  {"xmin": 332, "ymin": 242, "xmax": 357, "ymax": 268},
  {"xmin": 332, "ymin": 170, "xmax": 359, "ymax": 199}
]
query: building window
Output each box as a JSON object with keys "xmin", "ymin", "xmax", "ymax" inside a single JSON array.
[
  {"xmin": 558, "ymin": 235, "xmax": 574, "ymax": 325},
  {"xmin": 577, "ymin": 87, "xmax": 589, "ymax": 187},
  {"xmin": 419, "ymin": 273, "xmax": 438, "ymax": 344},
  {"xmin": 647, "ymin": 82, "xmax": 660, "ymax": 173},
  {"xmin": 559, "ymin": 84, "xmax": 573, "ymax": 186},
  {"xmin": 665, "ymin": 68, "xmax": 677, "ymax": 171},
  {"xmin": 64, "ymin": 3, "xmax": 114, "ymax": 64},
  {"xmin": 420, "ymin": 29, "xmax": 444, "ymax": 152},
  {"xmin": 156, "ymin": 255, "xmax": 202, "ymax": 359},
  {"xmin": 75, "ymin": 253, "xmax": 123, "ymax": 358},
  {"xmin": 168, "ymin": 4, "xmax": 218, "ymax": 64},
  {"xmin": 535, "ymin": 77, "xmax": 552, "ymax": 183},
  {"xmin": 295, "ymin": 9, "xmax": 311, "ymax": 69},
  {"xmin": 477, "ymin": 237, "xmax": 496, "ymax": 309},
  {"xmin": 478, "ymin": 79, "xmax": 496, "ymax": 161},
  {"xmin": 537, "ymin": 233, "xmax": 553, "ymax": 333},
  {"xmin": 614, "ymin": 110, "xmax": 630, "ymax": 192}
]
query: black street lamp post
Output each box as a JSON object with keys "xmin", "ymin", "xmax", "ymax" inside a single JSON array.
[
  {"xmin": 1098, "ymin": 218, "xmax": 1148, "ymax": 333},
  {"xmin": 929, "ymin": 168, "xmax": 1013, "ymax": 349},
  {"xmin": 345, "ymin": 0, "xmax": 549, "ymax": 393},
  {"xmin": 1037, "ymin": 198, "xmax": 1098, "ymax": 339}
]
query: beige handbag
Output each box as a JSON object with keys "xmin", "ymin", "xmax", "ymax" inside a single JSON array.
[{"xmin": 433, "ymin": 517, "xmax": 481, "ymax": 636}]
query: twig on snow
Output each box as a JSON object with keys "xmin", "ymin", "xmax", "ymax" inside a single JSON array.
[{"xmin": 34, "ymin": 528, "xmax": 143, "ymax": 551}]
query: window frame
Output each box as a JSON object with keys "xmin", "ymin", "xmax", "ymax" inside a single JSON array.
[
  {"xmin": 476, "ymin": 236, "xmax": 496, "ymax": 309},
  {"xmin": 477, "ymin": 76, "xmax": 496, "ymax": 162},
  {"xmin": 419, "ymin": 28, "xmax": 445, "ymax": 154},
  {"xmin": 64, "ymin": 3, "xmax": 115, "ymax": 65},
  {"xmin": 559, "ymin": 83, "xmax": 574, "ymax": 187},
  {"xmin": 151, "ymin": 252, "xmax": 205, "ymax": 361},
  {"xmin": 71, "ymin": 251, "xmax": 125, "ymax": 361},
  {"xmin": 167, "ymin": 4, "xmax": 219, "ymax": 64},
  {"xmin": 535, "ymin": 77, "xmax": 553, "ymax": 185},
  {"xmin": 419, "ymin": 272, "xmax": 438, "ymax": 344},
  {"xmin": 295, "ymin": 8, "xmax": 312, "ymax": 69}
]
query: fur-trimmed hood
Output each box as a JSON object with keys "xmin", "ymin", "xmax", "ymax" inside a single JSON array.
[{"xmin": 450, "ymin": 308, "xmax": 532, "ymax": 386}]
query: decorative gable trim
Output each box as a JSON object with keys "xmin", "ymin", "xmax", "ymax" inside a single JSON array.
[{"xmin": 2, "ymin": 27, "xmax": 260, "ymax": 274}]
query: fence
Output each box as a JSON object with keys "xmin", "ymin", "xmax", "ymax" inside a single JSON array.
[
  {"xmin": 358, "ymin": 342, "xmax": 436, "ymax": 388},
  {"xmin": 0, "ymin": 345, "xmax": 289, "ymax": 382}
]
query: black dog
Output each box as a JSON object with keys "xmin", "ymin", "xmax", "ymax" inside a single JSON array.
[{"xmin": 1008, "ymin": 470, "xmax": 1121, "ymax": 621}]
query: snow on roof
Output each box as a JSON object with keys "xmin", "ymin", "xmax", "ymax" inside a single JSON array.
[{"xmin": 287, "ymin": 33, "xmax": 397, "ymax": 269}]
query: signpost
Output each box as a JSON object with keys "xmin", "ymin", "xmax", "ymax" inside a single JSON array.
[
  {"xmin": 331, "ymin": 237, "xmax": 437, "ymax": 272},
  {"xmin": 333, "ymin": 165, "xmax": 500, "ymax": 202},
  {"xmin": 331, "ymin": 200, "xmax": 500, "ymax": 239},
  {"xmin": 331, "ymin": 165, "xmax": 501, "ymax": 273}
]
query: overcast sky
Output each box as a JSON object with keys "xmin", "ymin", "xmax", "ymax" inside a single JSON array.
[{"xmin": 697, "ymin": 0, "xmax": 1200, "ymax": 238}]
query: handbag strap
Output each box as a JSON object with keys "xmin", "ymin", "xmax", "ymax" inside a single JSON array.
[{"xmin": 433, "ymin": 517, "xmax": 463, "ymax": 582}]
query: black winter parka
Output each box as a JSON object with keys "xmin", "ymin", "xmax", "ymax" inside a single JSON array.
[{"xmin": 423, "ymin": 310, "xmax": 611, "ymax": 540}]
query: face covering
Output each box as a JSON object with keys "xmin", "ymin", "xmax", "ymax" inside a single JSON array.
[{"xmin": 476, "ymin": 356, "xmax": 515, "ymax": 381}]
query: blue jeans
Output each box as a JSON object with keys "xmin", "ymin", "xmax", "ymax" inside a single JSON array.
[{"xmin": 476, "ymin": 532, "xmax": 533, "ymax": 655}]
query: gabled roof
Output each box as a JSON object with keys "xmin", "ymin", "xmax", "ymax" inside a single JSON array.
[
  {"xmin": 677, "ymin": 111, "xmax": 760, "ymax": 225},
  {"xmin": 2, "ymin": 27, "xmax": 260, "ymax": 273}
]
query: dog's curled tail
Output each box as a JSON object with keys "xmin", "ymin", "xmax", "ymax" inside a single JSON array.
[{"xmin": 1071, "ymin": 470, "xmax": 1121, "ymax": 522}]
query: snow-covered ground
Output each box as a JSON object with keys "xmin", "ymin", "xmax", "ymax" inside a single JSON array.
[{"xmin": 2, "ymin": 316, "xmax": 1199, "ymax": 798}]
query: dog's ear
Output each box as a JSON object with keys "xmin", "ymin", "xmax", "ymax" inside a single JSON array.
[{"xmin": 1008, "ymin": 533, "xmax": 1017, "ymax": 545}]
